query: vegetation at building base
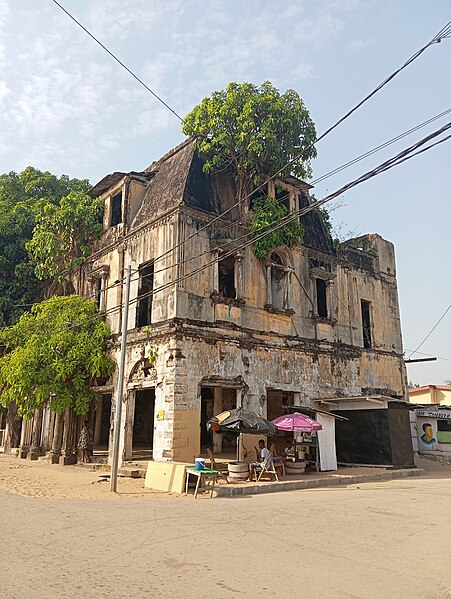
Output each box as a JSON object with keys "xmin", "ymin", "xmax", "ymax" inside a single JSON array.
[
  {"xmin": 0, "ymin": 167, "xmax": 91, "ymax": 326},
  {"xmin": 249, "ymin": 195, "xmax": 304, "ymax": 259},
  {"xmin": 182, "ymin": 80, "xmax": 317, "ymax": 203},
  {"xmin": 0, "ymin": 295, "xmax": 115, "ymax": 419}
]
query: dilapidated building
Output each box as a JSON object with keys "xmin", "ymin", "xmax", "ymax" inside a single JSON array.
[{"xmin": 65, "ymin": 138, "xmax": 409, "ymax": 466}]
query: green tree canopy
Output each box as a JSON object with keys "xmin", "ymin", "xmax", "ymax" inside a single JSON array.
[
  {"xmin": 0, "ymin": 295, "xmax": 115, "ymax": 418},
  {"xmin": 0, "ymin": 167, "xmax": 90, "ymax": 326},
  {"xmin": 26, "ymin": 192, "xmax": 103, "ymax": 282},
  {"xmin": 182, "ymin": 81, "xmax": 317, "ymax": 198}
]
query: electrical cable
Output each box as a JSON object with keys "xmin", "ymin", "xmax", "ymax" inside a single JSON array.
[
  {"xmin": 49, "ymin": 0, "xmax": 451, "ymax": 271},
  {"xmin": 311, "ymin": 107, "xmax": 451, "ymax": 185},
  {"xmin": 36, "ymin": 121, "xmax": 451, "ymax": 336},
  {"xmin": 406, "ymin": 303, "xmax": 451, "ymax": 360},
  {"xmin": 50, "ymin": 0, "xmax": 184, "ymax": 122}
]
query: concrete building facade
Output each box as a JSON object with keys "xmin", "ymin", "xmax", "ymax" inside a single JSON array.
[{"xmin": 70, "ymin": 139, "xmax": 408, "ymax": 466}]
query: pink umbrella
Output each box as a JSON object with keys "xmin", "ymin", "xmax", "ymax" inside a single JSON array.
[{"xmin": 272, "ymin": 413, "xmax": 323, "ymax": 432}]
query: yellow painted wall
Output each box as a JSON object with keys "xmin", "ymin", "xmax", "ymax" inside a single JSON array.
[
  {"xmin": 409, "ymin": 387, "xmax": 451, "ymax": 405},
  {"xmin": 172, "ymin": 409, "xmax": 200, "ymax": 463}
]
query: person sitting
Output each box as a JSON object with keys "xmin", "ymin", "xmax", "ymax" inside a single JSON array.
[
  {"xmin": 249, "ymin": 439, "xmax": 271, "ymax": 481},
  {"xmin": 285, "ymin": 440, "xmax": 296, "ymax": 460}
]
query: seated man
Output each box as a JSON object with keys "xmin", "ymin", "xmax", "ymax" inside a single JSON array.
[
  {"xmin": 249, "ymin": 439, "xmax": 271, "ymax": 481},
  {"xmin": 285, "ymin": 439, "xmax": 296, "ymax": 461}
]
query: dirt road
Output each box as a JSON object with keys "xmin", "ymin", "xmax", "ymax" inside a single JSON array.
[{"xmin": 0, "ymin": 457, "xmax": 450, "ymax": 599}]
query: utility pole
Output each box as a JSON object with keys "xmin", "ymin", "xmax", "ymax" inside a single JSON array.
[{"xmin": 110, "ymin": 265, "xmax": 131, "ymax": 493}]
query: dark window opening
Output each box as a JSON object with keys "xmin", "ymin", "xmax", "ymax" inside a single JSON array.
[
  {"xmin": 111, "ymin": 192, "xmax": 122, "ymax": 226},
  {"xmin": 361, "ymin": 300, "xmax": 372, "ymax": 348},
  {"xmin": 250, "ymin": 183, "xmax": 268, "ymax": 210},
  {"xmin": 437, "ymin": 420, "xmax": 451, "ymax": 443},
  {"xmin": 136, "ymin": 261, "xmax": 154, "ymax": 327},
  {"xmin": 275, "ymin": 186, "xmax": 290, "ymax": 210},
  {"xmin": 218, "ymin": 256, "xmax": 236, "ymax": 298},
  {"xmin": 316, "ymin": 278, "xmax": 328, "ymax": 318}
]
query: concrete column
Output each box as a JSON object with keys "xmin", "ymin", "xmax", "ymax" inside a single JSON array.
[
  {"xmin": 93, "ymin": 396, "xmax": 104, "ymax": 446},
  {"xmin": 59, "ymin": 408, "xmax": 77, "ymax": 465},
  {"xmin": 212, "ymin": 388, "xmax": 223, "ymax": 453},
  {"xmin": 213, "ymin": 252, "xmax": 219, "ymax": 291},
  {"xmin": 28, "ymin": 409, "xmax": 43, "ymax": 460},
  {"xmin": 19, "ymin": 418, "xmax": 32, "ymax": 459},
  {"xmin": 236, "ymin": 388, "xmax": 243, "ymax": 409},
  {"xmin": 235, "ymin": 252, "xmax": 243, "ymax": 298},
  {"xmin": 123, "ymin": 390, "xmax": 134, "ymax": 462},
  {"xmin": 266, "ymin": 265, "xmax": 272, "ymax": 305},
  {"xmin": 48, "ymin": 412, "xmax": 64, "ymax": 464}
]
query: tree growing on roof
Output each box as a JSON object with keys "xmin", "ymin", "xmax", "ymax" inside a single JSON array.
[
  {"xmin": 182, "ymin": 81, "xmax": 317, "ymax": 203},
  {"xmin": 0, "ymin": 295, "xmax": 115, "ymax": 418}
]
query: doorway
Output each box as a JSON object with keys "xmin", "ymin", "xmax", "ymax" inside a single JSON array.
[
  {"xmin": 133, "ymin": 389, "xmax": 155, "ymax": 450},
  {"xmin": 200, "ymin": 386, "xmax": 237, "ymax": 454}
]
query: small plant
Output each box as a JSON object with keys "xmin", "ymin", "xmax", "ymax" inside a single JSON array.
[{"xmin": 250, "ymin": 195, "xmax": 304, "ymax": 259}]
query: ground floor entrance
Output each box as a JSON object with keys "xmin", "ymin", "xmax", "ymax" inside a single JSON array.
[
  {"xmin": 132, "ymin": 389, "xmax": 155, "ymax": 458},
  {"xmin": 200, "ymin": 386, "xmax": 238, "ymax": 456}
]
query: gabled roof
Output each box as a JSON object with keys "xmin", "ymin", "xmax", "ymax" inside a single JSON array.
[{"xmin": 130, "ymin": 139, "xmax": 196, "ymax": 230}]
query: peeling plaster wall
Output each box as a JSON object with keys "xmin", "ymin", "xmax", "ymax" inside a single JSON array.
[{"xmin": 84, "ymin": 162, "xmax": 407, "ymax": 466}]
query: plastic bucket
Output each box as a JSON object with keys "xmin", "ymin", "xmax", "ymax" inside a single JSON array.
[{"xmin": 194, "ymin": 458, "xmax": 205, "ymax": 471}]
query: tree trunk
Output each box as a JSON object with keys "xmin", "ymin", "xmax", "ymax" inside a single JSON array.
[{"xmin": 5, "ymin": 402, "xmax": 22, "ymax": 452}]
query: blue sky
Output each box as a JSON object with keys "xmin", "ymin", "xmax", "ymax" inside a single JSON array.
[{"xmin": 0, "ymin": 0, "xmax": 450, "ymax": 384}]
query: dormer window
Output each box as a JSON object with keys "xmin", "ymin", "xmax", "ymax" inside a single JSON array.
[{"xmin": 111, "ymin": 192, "xmax": 123, "ymax": 226}]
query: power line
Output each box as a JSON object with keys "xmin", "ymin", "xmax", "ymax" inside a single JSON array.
[
  {"xmin": 50, "ymin": 1, "xmax": 451, "ymax": 269},
  {"xmin": 50, "ymin": 0, "xmax": 183, "ymax": 122},
  {"xmin": 311, "ymin": 107, "xmax": 451, "ymax": 185},
  {"xmin": 95, "ymin": 121, "xmax": 451, "ymax": 324},
  {"xmin": 406, "ymin": 303, "xmax": 451, "ymax": 360}
]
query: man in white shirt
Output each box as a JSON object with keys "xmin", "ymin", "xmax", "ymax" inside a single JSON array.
[{"xmin": 249, "ymin": 439, "xmax": 270, "ymax": 481}]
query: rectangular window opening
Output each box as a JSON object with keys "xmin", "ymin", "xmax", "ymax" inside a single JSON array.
[
  {"xmin": 437, "ymin": 420, "xmax": 451, "ymax": 443},
  {"xmin": 136, "ymin": 261, "xmax": 154, "ymax": 327},
  {"xmin": 361, "ymin": 300, "xmax": 372, "ymax": 349},
  {"xmin": 275, "ymin": 186, "xmax": 290, "ymax": 210},
  {"xmin": 250, "ymin": 183, "xmax": 268, "ymax": 210},
  {"xmin": 316, "ymin": 278, "xmax": 328, "ymax": 318},
  {"xmin": 111, "ymin": 192, "xmax": 123, "ymax": 226},
  {"xmin": 218, "ymin": 256, "xmax": 236, "ymax": 299}
]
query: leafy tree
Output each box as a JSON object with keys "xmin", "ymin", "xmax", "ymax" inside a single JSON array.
[
  {"xmin": 0, "ymin": 168, "xmax": 90, "ymax": 326},
  {"xmin": 0, "ymin": 295, "xmax": 115, "ymax": 418},
  {"xmin": 182, "ymin": 81, "xmax": 317, "ymax": 201},
  {"xmin": 250, "ymin": 195, "xmax": 304, "ymax": 259},
  {"xmin": 26, "ymin": 192, "xmax": 103, "ymax": 282}
]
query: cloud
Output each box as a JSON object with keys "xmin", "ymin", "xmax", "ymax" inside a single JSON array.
[
  {"xmin": 0, "ymin": 0, "xmax": 366, "ymax": 181},
  {"xmin": 350, "ymin": 38, "xmax": 370, "ymax": 51}
]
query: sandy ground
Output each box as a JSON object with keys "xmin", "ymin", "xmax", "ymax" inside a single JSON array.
[
  {"xmin": 0, "ymin": 456, "xmax": 449, "ymax": 599},
  {"xmin": 0, "ymin": 453, "xmax": 183, "ymax": 500},
  {"xmin": 0, "ymin": 452, "xmax": 422, "ymax": 500}
]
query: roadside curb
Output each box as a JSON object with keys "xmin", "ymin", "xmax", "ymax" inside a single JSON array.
[{"xmin": 214, "ymin": 467, "xmax": 425, "ymax": 497}]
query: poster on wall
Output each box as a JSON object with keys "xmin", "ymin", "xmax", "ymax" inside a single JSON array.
[{"xmin": 420, "ymin": 422, "xmax": 437, "ymax": 446}]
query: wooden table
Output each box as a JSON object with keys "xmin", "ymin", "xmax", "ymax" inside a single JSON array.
[{"xmin": 185, "ymin": 468, "xmax": 219, "ymax": 498}]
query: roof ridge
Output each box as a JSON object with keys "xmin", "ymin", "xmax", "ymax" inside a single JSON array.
[{"xmin": 144, "ymin": 138, "xmax": 194, "ymax": 173}]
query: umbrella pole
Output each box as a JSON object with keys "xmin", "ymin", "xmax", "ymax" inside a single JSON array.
[{"xmin": 236, "ymin": 433, "xmax": 241, "ymax": 462}]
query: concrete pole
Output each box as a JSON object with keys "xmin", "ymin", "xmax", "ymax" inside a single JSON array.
[{"xmin": 110, "ymin": 265, "xmax": 131, "ymax": 493}]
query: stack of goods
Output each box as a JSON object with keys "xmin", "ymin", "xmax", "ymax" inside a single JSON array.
[{"xmin": 227, "ymin": 461, "xmax": 249, "ymax": 483}]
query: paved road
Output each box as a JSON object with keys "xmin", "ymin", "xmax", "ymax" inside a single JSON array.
[{"xmin": 1, "ymin": 463, "xmax": 450, "ymax": 599}]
